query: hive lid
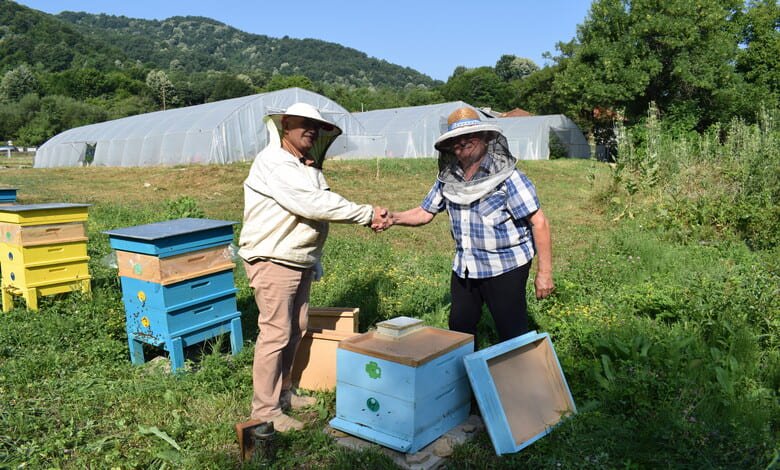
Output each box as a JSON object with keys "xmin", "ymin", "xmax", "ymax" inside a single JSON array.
[
  {"xmin": 463, "ymin": 331, "xmax": 577, "ymax": 455},
  {"xmin": 104, "ymin": 217, "xmax": 236, "ymax": 240},
  {"xmin": 0, "ymin": 203, "xmax": 90, "ymax": 224},
  {"xmin": 0, "ymin": 203, "xmax": 89, "ymax": 212},
  {"xmin": 338, "ymin": 325, "xmax": 473, "ymax": 367}
]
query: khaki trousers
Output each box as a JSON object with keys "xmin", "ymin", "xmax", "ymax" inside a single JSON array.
[{"xmin": 244, "ymin": 260, "xmax": 312, "ymax": 421}]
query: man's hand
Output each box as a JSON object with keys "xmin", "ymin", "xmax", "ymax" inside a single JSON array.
[
  {"xmin": 371, "ymin": 206, "xmax": 392, "ymax": 232},
  {"xmin": 534, "ymin": 272, "xmax": 555, "ymax": 299}
]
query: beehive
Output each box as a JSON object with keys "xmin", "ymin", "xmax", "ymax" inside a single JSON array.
[
  {"xmin": 463, "ymin": 330, "xmax": 577, "ymax": 455},
  {"xmin": 330, "ymin": 322, "xmax": 473, "ymax": 453},
  {"xmin": 292, "ymin": 328, "xmax": 359, "ymax": 391},
  {"xmin": 0, "ymin": 188, "xmax": 17, "ymax": 206},
  {"xmin": 0, "ymin": 203, "xmax": 91, "ymax": 311},
  {"xmin": 104, "ymin": 218, "xmax": 242, "ymax": 372},
  {"xmin": 307, "ymin": 307, "xmax": 359, "ymax": 332}
]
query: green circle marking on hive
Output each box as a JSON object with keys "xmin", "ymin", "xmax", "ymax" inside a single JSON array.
[{"xmin": 365, "ymin": 361, "xmax": 381, "ymax": 379}]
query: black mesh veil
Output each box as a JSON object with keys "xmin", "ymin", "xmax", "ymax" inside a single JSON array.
[{"xmin": 436, "ymin": 132, "xmax": 517, "ymax": 204}]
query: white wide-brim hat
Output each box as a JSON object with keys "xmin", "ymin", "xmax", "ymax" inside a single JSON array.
[
  {"xmin": 434, "ymin": 107, "xmax": 503, "ymax": 150},
  {"xmin": 266, "ymin": 102, "xmax": 343, "ymax": 136}
]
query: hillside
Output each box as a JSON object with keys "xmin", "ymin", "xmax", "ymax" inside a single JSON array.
[
  {"xmin": 55, "ymin": 11, "xmax": 439, "ymax": 89},
  {"xmin": 0, "ymin": 0, "xmax": 125, "ymax": 71},
  {"xmin": 0, "ymin": 1, "xmax": 438, "ymax": 89}
]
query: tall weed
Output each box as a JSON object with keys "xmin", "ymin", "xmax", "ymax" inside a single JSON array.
[{"xmin": 608, "ymin": 104, "xmax": 780, "ymax": 249}]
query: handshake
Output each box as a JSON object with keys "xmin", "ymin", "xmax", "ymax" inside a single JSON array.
[{"xmin": 370, "ymin": 206, "xmax": 394, "ymax": 233}]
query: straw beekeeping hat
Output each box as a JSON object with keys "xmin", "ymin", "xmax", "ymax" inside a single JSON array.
[{"xmin": 434, "ymin": 107, "xmax": 503, "ymax": 150}]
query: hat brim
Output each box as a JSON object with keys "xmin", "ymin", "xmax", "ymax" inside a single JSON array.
[
  {"xmin": 266, "ymin": 112, "xmax": 342, "ymax": 136},
  {"xmin": 434, "ymin": 123, "xmax": 503, "ymax": 150}
]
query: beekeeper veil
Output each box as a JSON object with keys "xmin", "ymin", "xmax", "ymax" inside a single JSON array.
[
  {"xmin": 265, "ymin": 102, "xmax": 342, "ymax": 169},
  {"xmin": 434, "ymin": 107, "xmax": 517, "ymax": 205}
]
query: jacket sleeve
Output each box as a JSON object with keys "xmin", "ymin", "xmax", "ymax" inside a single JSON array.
[{"xmin": 265, "ymin": 161, "xmax": 374, "ymax": 225}]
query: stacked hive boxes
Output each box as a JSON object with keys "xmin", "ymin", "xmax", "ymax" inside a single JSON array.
[
  {"xmin": 0, "ymin": 188, "xmax": 17, "ymax": 205},
  {"xmin": 104, "ymin": 218, "xmax": 243, "ymax": 372},
  {"xmin": 0, "ymin": 203, "xmax": 91, "ymax": 312},
  {"xmin": 330, "ymin": 317, "xmax": 474, "ymax": 453},
  {"xmin": 292, "ymin": 307, "xmax": 360, "ymax": 391}
]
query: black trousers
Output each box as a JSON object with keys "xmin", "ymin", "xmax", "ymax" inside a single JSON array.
[{"xmin": 449, "ymin": 263, "xmax": 531, "ymax": 346}]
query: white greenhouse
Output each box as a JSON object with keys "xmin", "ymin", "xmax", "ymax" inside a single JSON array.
[
  {"xmin": 33, "ymin": 88, "xmax": 368, "ymax": 168},
  {"xmin": 353, "ymin": 102, "xmax": 591, "ymax": 160},
  {"xmin": 34, "ymin": 88, "xmax": 591, "ymax": 167}
]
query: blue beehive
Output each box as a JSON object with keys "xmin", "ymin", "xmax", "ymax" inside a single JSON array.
[
  {"xmin": 0, "ymin": 188, "xmax": 17, "ymax": 205},
  {"xmin": 104, "ymin": 218, "xmax": 243, "ymax": 372},
  {"xmin": 463, "ymin": 330, "xmax": 577, "ymax": 455},
  {"xmin": 330, "ymin": 320, "xmax": 473, "ymax": 453}
]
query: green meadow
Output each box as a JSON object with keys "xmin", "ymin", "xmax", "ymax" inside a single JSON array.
[{"xmin": 0, "ymin": 114, "xmax": 777, "ymax": 468}]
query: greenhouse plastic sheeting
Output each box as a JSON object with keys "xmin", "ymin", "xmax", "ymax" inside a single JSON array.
[
  {"xmin": 353, "ymin": 102, "xmax": 590, "ymax": 160},
  {"xmin": 499, "ymin": 115, "xmax": 591, "ymax": 160},
  {"xmin": 34, "ymin": 88, "xmax": 368, "ymax": 168},
  {"xmin": 34, "ymin": 90, "xmax": 591, "ymax": 167},
  {"xmin": 351, "ymin": 101, "xmax": 475, "ymax": 159}
]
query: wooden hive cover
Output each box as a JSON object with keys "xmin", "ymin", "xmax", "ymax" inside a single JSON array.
[
  {"xmin": 463, "ymin": 331, "xmax": 577, "ymax": 455},
  {"xmin": 338, "ymin": 325, "xmax": 472, "ymax": 367},
  {"xmin": 0, "ymin": 203, "xmax": 90, "ymax": 225}
]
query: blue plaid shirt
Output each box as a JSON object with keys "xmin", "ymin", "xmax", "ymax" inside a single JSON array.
[{"xmin": 421, "ymin": 160, "xmax": 540, "ymax": 279}]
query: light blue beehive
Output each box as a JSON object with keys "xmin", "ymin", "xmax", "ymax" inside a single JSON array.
[
  {"xmin": 330, "ymin": 318, "xmax": 474, "ymax": 453},
  {"xmin": 104, "ymin": 218, "xmax": 242, "ymax": 372}
]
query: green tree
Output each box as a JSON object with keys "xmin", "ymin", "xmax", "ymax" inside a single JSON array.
[
  {"xmin": 439, "ymin": 67, "xmax": 513, "ymax": 110},
  {"xmin": 145, "ymin": 69, "xmax": 177, "ymax": 110},
  {"xmin": 548, "ymin": 0, "xmax": 744, "ymax": 130},
  {"xmin": 263, "ymin": 74, "xmax": 315, "ymax": 92},
  {"xmin": 0, "ymin": 64, "xmax": 40, "ymax": 102},
  {"xmin": 737, "ymin": 0, "xmax": 780, "ymax": 105},
  {"xmin": 210, "ymin": 74, "xmax": 255, "ymax": 101},
  {"xmin": 495, "ymin": 54, "xmax": 539, "ymax": 81}
]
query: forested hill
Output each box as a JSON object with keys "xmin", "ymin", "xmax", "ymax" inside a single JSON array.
[
  {"xmin": 55, "ymin": 11, "xmax": 439, "ymax": 89},
  {"xmin": 0, "ymin": 0, "xmax": 125, "ymax": 71}
]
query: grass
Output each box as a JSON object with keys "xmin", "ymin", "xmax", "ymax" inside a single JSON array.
[{"xmin": 0, "ymin": 156, "xmax": 777, "ymax": 469}]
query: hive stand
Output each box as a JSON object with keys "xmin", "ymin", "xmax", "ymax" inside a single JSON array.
[
  {"xmin": 330, "ymin": 320, "xmax": 474, "ymax": 453},
  {"xmin": 104, "ymin": 218, "xmax": 243, "ymax": 372},
  {"xmin": 0, "ymin": 203, "xmax": 91, "ymax": 312}
]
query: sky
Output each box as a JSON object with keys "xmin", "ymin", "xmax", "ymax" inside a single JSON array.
[{"xmin": 15, "ymin": 0, "xmax": 594, "ymax": 82}]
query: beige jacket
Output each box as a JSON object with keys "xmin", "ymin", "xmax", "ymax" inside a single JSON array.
[{"xmin": 238, "ymin": 145, "xmax": 373, "ymax": 269}]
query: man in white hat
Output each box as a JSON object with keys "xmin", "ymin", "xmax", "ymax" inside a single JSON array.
[
  {"xmin": 239, "ymin": 102, "xmax": 388, "ymax": 432},
  {"xmin": 379, "ymin": 106, "xmax": 554, "ymax": 347}
]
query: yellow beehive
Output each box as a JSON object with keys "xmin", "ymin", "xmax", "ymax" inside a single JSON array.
[{"xmin": 0, "ymin": 204, "xmax": 91, "ymax": 312}]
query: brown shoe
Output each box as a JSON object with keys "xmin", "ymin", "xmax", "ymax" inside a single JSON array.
[
  {"xmin": 281, "ymin": 392, "xmax": 317, "ymax": 411},
  {"xmin": 269, "ymin": 413, "xmax": 304, "ymax": 432}
]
